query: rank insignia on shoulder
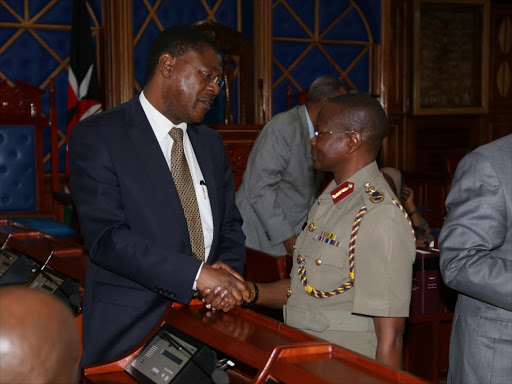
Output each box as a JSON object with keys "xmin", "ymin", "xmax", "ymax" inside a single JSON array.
[
  {"xmin": 331, "ymin": 181, "xmax": 354, "ymax": 204},
  {"xmin": 364, "ymin": 182, "xmax": 384, "ymax": 203}
]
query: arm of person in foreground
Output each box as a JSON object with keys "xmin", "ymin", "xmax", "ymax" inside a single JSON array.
[
  {"xmin": 439, "ymin": 151, "xmax": 512, "ymax": 311},
  {"xmin": 373, "ymin": 317, "xmax": 406, "ymax": 368}
]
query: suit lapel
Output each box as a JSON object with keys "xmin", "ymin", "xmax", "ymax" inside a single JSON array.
[
  {"xmin": 187, "ymin": 124, "xmax": 219, "ymax": 261},
  {"xmin": 125, "ymin": 97, "xmax": 189, "ymax": 243}
]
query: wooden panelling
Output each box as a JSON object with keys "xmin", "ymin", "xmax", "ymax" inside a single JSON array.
[
  {"xmin": 253, "ymin": 0, "xmax": 273, "ymax": 123},
  {"xmin": 102, "ymin": 0, "xmax": 134, "ymax": 109},
  {"xmin": 404, "ymin": 173, "xmax": 450, "ymax": 229},
  {"xmin": 380, "ymin": 115, "xmax": 409, "ymax": 170},
  {"xmin": 403, "ymin": 313, "xmax": 453, "ymax": 384},
  {"xmin": 414, "ymin": 116, "xmax": 480, "ymax": 174},
  {"xmin": 385, "ymin": 0, "xmax": 510, "ymax": 179},
  {"xmin": 486, "ymin": 2, "xmax": 512, "ymax": 141},
  {"xmin": 389, "ymin": 0, "xmax": 410, "ymax": 114},
  {"xmin": 210, "ymin": 124, "xmax": 264, "ymax": 190},
  {"xmin": 489, "ymin": 2, "xmax": 512, "ymax": 111},
  {"xmin": 487, "ymin": 113, "xmax": 512, "ymax": 142}
]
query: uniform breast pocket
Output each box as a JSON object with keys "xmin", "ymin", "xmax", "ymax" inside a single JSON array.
[{"xmin": 306, "ymin": 243, "xmax": 350, "ymax": 292}]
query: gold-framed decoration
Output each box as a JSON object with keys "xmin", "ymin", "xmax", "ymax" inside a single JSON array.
[{"xmin": 413, "ymin": 0, "xmax": 489, "ymax": 115}]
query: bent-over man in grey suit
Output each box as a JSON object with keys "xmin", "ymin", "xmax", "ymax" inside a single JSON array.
[
  {"xmin": 236, "ymin": 76, "xmax": 346, "ymax": 256},
  {"xmin": 440, "ymin": 133, "xmax": 512, "ymax": 384}
]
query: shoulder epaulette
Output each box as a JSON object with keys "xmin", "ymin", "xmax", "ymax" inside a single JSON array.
[{"xmin": 330, "ymin": 181, "xmax": 354, "ymax": 204}]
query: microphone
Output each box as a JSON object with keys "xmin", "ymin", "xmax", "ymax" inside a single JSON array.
[
  {"xmin": 158, "ymin": 329, "xmax": 230, "ymax": 384},
  {"xmin": 200, "ymin": 180, "xmax": 207, "ymax": 199},
  {"xmin": 38, "ymin": 269, "xmax": 82, "ymax": 313}
]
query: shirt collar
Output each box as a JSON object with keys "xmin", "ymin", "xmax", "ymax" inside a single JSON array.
[
  {"xmin": 139, "ymin": 91, "xmax": 187, "ymax": 142},
  {"xmin": 304, "ymin": 105, "xmax": 314, "ymax": 139}
]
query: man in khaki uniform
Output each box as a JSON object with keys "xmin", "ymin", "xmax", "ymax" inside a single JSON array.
[{"xmin": 234, "ymin": 93, "xmax": 416, "ymax": 368}]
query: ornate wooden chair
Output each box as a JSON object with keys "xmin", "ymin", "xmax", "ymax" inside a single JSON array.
[
  {"xmin": 286, "ymin": 84, "xmax": 308, "ymax": 110},
  {"xmin": 192, "ymin": 21, "xmax": 264, "ymax": 191},
  {"xmin": 192, "ymin": 19, "xmax": 254, "ymax": 124},
  {"xmin": 0, "ymin": 79, "xmax": 77, "ymax": 237}
]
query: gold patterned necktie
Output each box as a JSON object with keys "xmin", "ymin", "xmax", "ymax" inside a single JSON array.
[{"xmin": 169, "ymin": 127, "xmax": 205, "ymax": 261}]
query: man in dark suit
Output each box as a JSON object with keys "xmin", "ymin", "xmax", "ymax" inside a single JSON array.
[
  {"xmin": 69, "ymin": 25, "xmax": 248, "ymax": 366},
  {"xmin": 440, "ymin": 134, "xmax": 512, "ymax": 384}
]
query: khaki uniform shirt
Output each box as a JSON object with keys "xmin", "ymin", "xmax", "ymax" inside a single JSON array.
[{"xmin": 284, "ymin": 162, "xmax": 416, "ymax": 358}]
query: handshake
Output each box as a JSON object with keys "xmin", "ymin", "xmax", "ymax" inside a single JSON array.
[{"xmin": 196, "ymin": 261, "xmax": 256, "ymax": 312}]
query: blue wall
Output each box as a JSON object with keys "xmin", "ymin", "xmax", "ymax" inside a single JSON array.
[
  {"xmin": 0, "ymin": 0, "xmax": 102, "ymax": 172},
  {"xmin": 1, "ymin": 0, "xmax": 381, "ymax": 166}
]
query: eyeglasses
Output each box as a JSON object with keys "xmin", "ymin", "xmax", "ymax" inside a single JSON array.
[
  {"xmin": 175, "ymin": 56, "xmax": 225, "ymax": 88},
  {"xmin": 313, "ymin": 130, "xmax": 355, "ymax": 137}
]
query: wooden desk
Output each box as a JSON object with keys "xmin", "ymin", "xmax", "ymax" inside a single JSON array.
[
  {"xmin": 0, "ymin": 220, "xmax": 88, "ymax": 354},
  {"xmin": 83, "ymin": 303, "xmax": 428, "ymax": 384},
  {"xmin": 0, "ymin": 219, "xmax": 38, "ymax": 244},
  {"xmin": 1, "ymin": 228, "xmax": 87, "ymax": 284}
]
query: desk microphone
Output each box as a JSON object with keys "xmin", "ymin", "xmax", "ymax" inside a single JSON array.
[
  {"xmin": 200, "ymin": 180, "xmax": 207, "ymax": 199},
  {"xmin": 158, "ymin": 330, "xmax": 229, "ymax": 384}
]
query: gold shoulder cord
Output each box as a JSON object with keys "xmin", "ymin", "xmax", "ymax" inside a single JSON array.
[{"xmin": 297, "ymin": 205, "xmax": 368, "ymax": 298}]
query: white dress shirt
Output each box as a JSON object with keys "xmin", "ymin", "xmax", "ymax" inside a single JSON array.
[
  {"xmin": 139, "ymin": 91, "xmax": 213, "ymax": 289},
  {"xmin": 304, "ymin": 105, "xmax": 315, "ymax": 139}
]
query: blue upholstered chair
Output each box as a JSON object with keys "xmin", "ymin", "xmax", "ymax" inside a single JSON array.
[{"xmin": 0, "ymin": 79, "xmax": 77, "ymax": 238}]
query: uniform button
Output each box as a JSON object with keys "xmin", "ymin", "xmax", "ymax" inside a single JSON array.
[
  {"xmin": 308, "ymin": 222, "xmax": 316, "ymax": 232},
  {"xmin": 297, "ymin": 255, "xmax": 303, "ymax": 264},
  {"xmin": 315, "ymin": 258, "xmax": 322, "ymax": 266}
]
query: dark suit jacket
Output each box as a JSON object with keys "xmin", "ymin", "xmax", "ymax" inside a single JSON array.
[{"xmin": 69, "ymin": 96, "xmax": 245, "ymax": 366}]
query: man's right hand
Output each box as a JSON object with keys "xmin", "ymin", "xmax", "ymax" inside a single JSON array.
[{"xmin": 196, "ymin": 263, "xmax": 248, "ymax": 311}]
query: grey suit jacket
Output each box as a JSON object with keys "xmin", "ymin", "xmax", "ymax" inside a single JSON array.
[
  {"xmin": 236, "ymin": 105, "xmax": 316, "ymax": 256},
  {"xmin": 440, "ymin": 134, "xmax": 512, "ymax": 384}
]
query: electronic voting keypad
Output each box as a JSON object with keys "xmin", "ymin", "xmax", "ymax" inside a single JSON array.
[
  {"xmin": 125, "ymin": 324, "xmax": 218, "ymax": 384},
  {"xmin": 0, "ymin": 248, "xmax": 38, "ymax": 285}
]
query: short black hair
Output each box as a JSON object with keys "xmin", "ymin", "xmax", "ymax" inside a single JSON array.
[
  {"xmin": 144, "ymin": 25, "xmax": 221, "ymax": 85},
  {"xmin": 307, "ymin": 75, "xmax": 345, "ymax": 102},
  {"xmin": 328, "ymin": 93, "xmax": 388, "ymax": 155}
]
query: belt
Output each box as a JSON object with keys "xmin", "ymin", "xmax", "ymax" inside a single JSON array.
[{"xmin": 284, "ymin": 304, "xmax": 374, "ymax": 333}]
